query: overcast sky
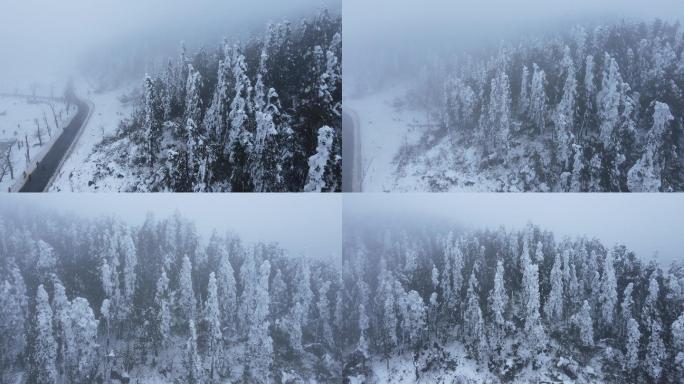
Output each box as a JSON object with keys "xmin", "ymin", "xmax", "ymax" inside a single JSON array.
[
  {"xmin": 0, "ymin": 194, "xmax": 341, "ymax": 261},
  {"xmin": 344, "ymin": 193, "xmax": 684, "ymax": 264},
  {"xmin": 0, "ymin": 0, "xmax": 339, "ymax": 91}
]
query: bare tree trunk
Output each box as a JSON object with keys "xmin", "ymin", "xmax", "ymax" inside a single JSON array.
[
  {"xmin": 25, "ymin": 134, "xmax": 30, "ymax": 163},
  {"xmin": 43, "ymin": 111, "xmax": 52, "ymax": 138},
  {"xmin": 49, "ymin": 102, "xmax": 60, "ymax": 131},
  {"xmin": 35, "ymin": 119, "xmax": 43, "ymax": 146},
  {"xmin": 7, "ymin": 143, "xmax": 14, "ymax": 179}
]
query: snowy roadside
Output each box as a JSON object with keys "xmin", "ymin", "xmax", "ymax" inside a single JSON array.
[
  {"xmin": 49, "ymin": 81, "xmax": 137, "ymax": 192},
  {"xmin": 0, "ymin": 96, "xmax": 75, "ymax": 192},
  {"xmin": 344, "ymin": 82, "xmax": 430, "ymax": 192}
]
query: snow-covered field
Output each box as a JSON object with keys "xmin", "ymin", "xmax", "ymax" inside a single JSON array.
[
  {"xmin": 49, "ymin": 80, "xmax": 137, "ymax": 192},
  {"xmin": 345, "ymin": 83, "xmax": 430, "ymax": 192},
  {"xmin": 0, "ymin": 96, "xmax": 74, "ymax": 192}
]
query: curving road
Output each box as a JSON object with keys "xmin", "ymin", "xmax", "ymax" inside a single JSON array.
[
  {"xmin": 342, "ymin": 110, "xmax": 361, "ymax": 192},
  {"xmin": 19, "ymin": 93, "xmax": 89, "ymax": 192}
]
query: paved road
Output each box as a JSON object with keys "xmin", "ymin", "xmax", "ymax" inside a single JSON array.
[
  {"xmin": 19, "ymin": 94, "xmax": 89, "ymax": 192},
  {"xmin": 342, "ymin": 110, "xmax": 361, "ymax": 192}
]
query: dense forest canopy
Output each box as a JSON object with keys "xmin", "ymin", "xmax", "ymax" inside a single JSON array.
[
  {"xmin": 341, "ymin": 218, "xmax": 684, "ymax": 382},
  {"xmin": 0, "ymin": 206, "xmax": 343, "ymax": 383},
  {"xmin": 396, "ymin": 19, "xmax": 684, "ymax": 192},
  {"xmin": 98, "ymin": 10, "xmax": 341, "ymax": 192}
]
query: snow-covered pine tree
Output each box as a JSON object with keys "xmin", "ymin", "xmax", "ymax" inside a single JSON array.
[
  {"xmin": 574, "ymin": 300, "xmax": 594, "ymax": 347},
  {"xmin": 238, "ymin": 248, "xmax": 257, "ymax": 333},
  {"xmin": 544, "ymin": 252, "xmax": 564, "ymax": 323},
  {"xmin": 431, "ymin": 263, "xmax": 439, "ymax": 291},
  {"xmin": 216, "ymin": 245, "xmax": 237, "ymax": 334},
  {"xmin": 620, "ymin": 282, "xmax": 635, "ymax": 337},
  {"xmin": 270, "ymin": 267, "xmax": 288, "ymax": 318},
  {"xmin": 598, "ymin": 250, "xmax": 617, "ymax": 330},
  {"xmin": 0, "ymin": 279, "xmax": 26, "ymax": 371},
  {"xmin": 66, "ymin": 297, "xmax": 98, "ymax": 382},
  {"xmin": 251, "ymin": 88, "xmax": 281, "ymax": 192},
  {"xmin": 119, "ymin": 228, "xmax": 137, "ymax": 322},
  {"xmin": 204, "ymin": 42, "xmax": 235, "ymax": 151},
  {"xmin": 357, "ymin": 303, "xmax": 370, "ymax": 358},
  {"xmin": 154, "ymin": 269, "xmax": 171, "ymax": 349},
  {"xmin": 521, "ymin": 248, "xmax": 546, "ymax": 355},
  {"xmin": 625, "ymin": 317, "xmax": 641, "ymax": 372},
  {"xmin": 529, "ymin": 63, "xmax": 548, "ymax": 134},
  {"xmin": 227, "ymin": 52, "xmax": 255, "ymax": 192},
  {"xmin": 489, "ymin": 259, "xmax": 508, "ymax": 351},
  {"xmin": 464, "ymin": 265, "xmax": 488, "ymax": 362},
  {"xmin": 185, "ymin": 64, "xmax": 203, "ymax": 133},
  {"xmin": 51, "ymin": 278, "xmax": 71, "ymax": 379},
  {"xmin": 29, "ymin": 285, "xmax": 57, "ymax": 384},
  {"xmin": 316, "ymin": 280, "xmax": 334, "ymax": 348},
  {"xmin": 597, "ymin": 54, "xmax": 623, "ymax": 149},
  {"xmin": 627, "ymin": 101, "xmax": 676, "ymax": 191},
  {"xmin": 672, "ymin": 312, "xmax": 684, "ymax": 381},
  {"xmin": 204, "ymin": 272, "xmax": 222, "ymax": 381},
  {"xmin": 485, "ymin": 67, "xmax": 512, "ymax": 157},
  {"xmin": 286, "ymin": 258, "xmax": 313, "ymax": 354},
  {"xmin": 519, "ymin": 65, "xmax": 530, "ymax": 114},
  {"xmin": 405, "ymin": 290, "xmax": 426, "ymax": 350},
  {"xmin": 376, "ymin": 260, "xmax": 398, "ymax": 364},
  {"xmin": 183, "ymin": 320, "xmax": 203, "ymax": 384},
  {"xmin": 35, "ymin": 240, "xmax": 56, "ymax": 282},
  {"xmin": 178, "ymin": 255, "xmax": 197, "ymax": 332},
  {"xmin": 244, "ymin": 260, "xmax": 273, "ymax": 384},
  {"xmin": 644, "ymin": 274, "xmax": 666, "ymax": 382},
  {"xmin": 142, "ymin": 76, "xmax": 164, "ymax": 167},
  {"xmin": 553, "ymin": 46, "xmax": 577, "ymax": 169},
  {"xmin": 304, "ymin": 125, "xmax": 338, "ymax": 192}
]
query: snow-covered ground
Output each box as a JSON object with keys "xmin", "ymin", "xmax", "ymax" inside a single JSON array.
[
  {"xmin": 345, "ymin": 82, "xmax": 431, "ymax": 192},
  {"xmin": 346, "ymin": 82, "xmax": 554, "ymax": 192},
  {"xmin": 0, "ymin": 96, "xmax": 75, "ymax": 192},
  {"xmin": 358, "ymin": 341, "xmax": 609, "ymax": 383},
  {"xmin": 49, "ymin": 80, "xmax": 137, "ymax": 192}
]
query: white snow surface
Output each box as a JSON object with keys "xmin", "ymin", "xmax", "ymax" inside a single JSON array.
[
  {"xmin": 0, "ymin": 96, "xmax": 75, "ymax": 192},
  {"xmin": 345, "ymin": 82, "xmax": 557, "ymax": 192},
  {"xmin": 345, "ymin": 83, "xmax": 429, "ymax": 192},
  {"xmin": 360, "ymin": 340, "xmax": 614, "ymax": 383},
  {"xmin": 49, "ymin": 80, "xmax": 137, "ymax": 192}
]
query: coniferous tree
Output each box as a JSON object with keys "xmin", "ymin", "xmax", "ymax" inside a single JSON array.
[
  {"xmin": 216, "ymin": 245, "xmax": 237, "ymax": 334},
  {"xmin": 178, "ymin": 255, "xmax": 197, "ymax": 331},
  {"xmin": 203, "ymin": 272, "xmax": 222, "ymax": 381},
  {"xmin": 29, "ymin": 285, "xmax": 57, "ymax": 384},
  {"xmin": 574, "ymin": 300, "xmax": 594, "ymax": 347},
  {"xmin": 544, "ymin": 252, "xmax": 564, "ymax": 323},
  {"xmin": 625, "ymin": 317, "xmax": 641, "ymax": 373},
  {"xmin": 183, "ymin": 320, "xmax": 203, "ymax": 384},
  {"xmin": 244, "ymin": 260, "xmax": 273, "ymax": 384}
]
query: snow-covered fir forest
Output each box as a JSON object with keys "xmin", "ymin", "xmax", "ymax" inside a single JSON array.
[
  {"xmin": 0, "ymin": 207, "xmax": 343, "ymax": 383},
  {"xmin": 341, "ymin": 220, "xmax": 684, "ymax": 382},
  {"xmin": 394, "ymin": 19, "xmax": 684, "ymax": 192},
  {"xmin": 93, "ymin": 11, "xmax": 341, "ymax": 192}
]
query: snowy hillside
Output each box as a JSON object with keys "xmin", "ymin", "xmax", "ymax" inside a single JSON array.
[
  {"xmin": 374, "ymin": 19, "xmax": 684, "ymax": 192},
  {"xmin": 341, "ymin": 220, "xmax": 684, "ymax": 383},
  {"xmin": 48, "ymin": 81, "xmax": 138, "ymax": 192},
  {"xmin": 0, "ymin": 207, "xmax": 343, "ymax": 383},
  {"xmin": 79, "ymin": 11, "xmax": 341, "ymax": 192}
]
